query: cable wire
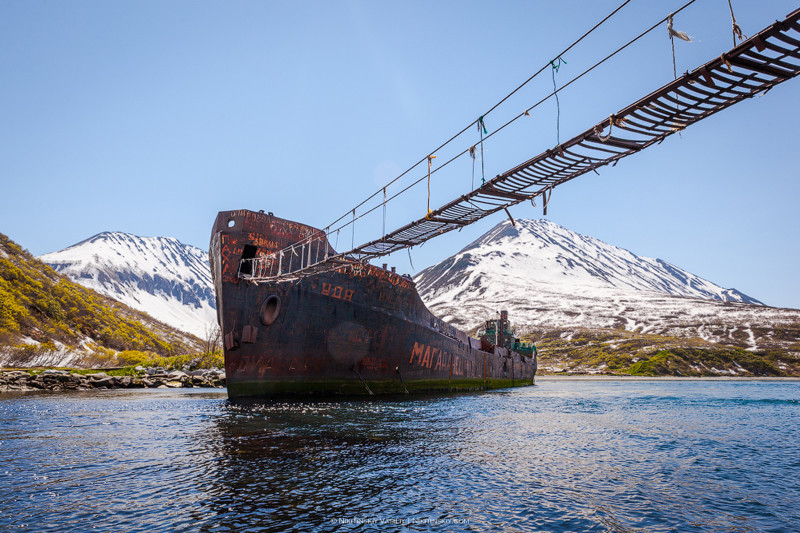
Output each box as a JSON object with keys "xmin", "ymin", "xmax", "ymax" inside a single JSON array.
[
  {"xmin": 264, "ymin": 0, "xmax": 702, "ymax": 272},
  {"xmin": 322, "ymin": 0, "xmax": 634, "ymax": 233},
  {"xmin": 324, "ymin": 0, "xmax": 700, "ymax": 242}
]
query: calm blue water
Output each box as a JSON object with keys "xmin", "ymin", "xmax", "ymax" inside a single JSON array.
[{"xmin": 1, "ymin": 379, "xmax": 799, "ymax": 532}]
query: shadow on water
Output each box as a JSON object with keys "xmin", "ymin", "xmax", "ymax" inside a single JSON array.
[{"xmin": 190, "ymin": 393, "xmax": 483, "ymax": 532}]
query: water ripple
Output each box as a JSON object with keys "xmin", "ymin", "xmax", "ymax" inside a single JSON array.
[{"xmin": 1, "ymin": 381, "xmax": 798, "ymax": 531}]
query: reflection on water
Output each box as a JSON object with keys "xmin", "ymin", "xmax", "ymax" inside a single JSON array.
[{"xmin": 1, "ymin": 380, "xmax": 799, "ymax": 531}]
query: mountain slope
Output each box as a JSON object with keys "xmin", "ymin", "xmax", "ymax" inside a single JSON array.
[
  {"xmin": 414, "ymin": 219, "xmax": 800, "ymax": 358},
  {"xmin": 40, "ymin": 232, "xmax": 216, "ymax": 338},
  {"xmin": 0, "ymin": 232, "xmax": 201, "ymax": 367},
  {"xmin": 417, "ymin": 219, "xmax": 761, "ymax": 306}
]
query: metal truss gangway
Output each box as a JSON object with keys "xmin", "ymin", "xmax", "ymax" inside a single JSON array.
[{"xmin": 241, "ymin": 8, "xmax": 800, "ymax": 282}]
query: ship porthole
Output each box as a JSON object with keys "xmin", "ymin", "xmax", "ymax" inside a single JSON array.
[
  {"xmin": 227, "ymin": 219, "xmax": 236, "ymax": 228},
  {"xmin": 260, "ymin": 295, "xmax": 281, "ymax": 326}
]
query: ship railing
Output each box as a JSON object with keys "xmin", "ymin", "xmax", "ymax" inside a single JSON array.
[{"xmin": 238, "ymin": 233, "xmax": 353, "ymax": 281}]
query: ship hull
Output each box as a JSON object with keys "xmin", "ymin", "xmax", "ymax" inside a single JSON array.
[{"xmin": 211, "ymin": 210, "xmax": 536, "ymax": 399}]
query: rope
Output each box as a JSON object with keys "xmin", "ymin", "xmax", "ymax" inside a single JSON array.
[
  {"xmin": 327, "ymin": 0, "xmax": 699, "ymax": 246},
  {"xmin": 320, "ymin": 0, "xmax": 635, "ymax": 239},
  {"xmin": 668, "ymin": 13, "xmax": 691, "ymax": 80},
  {"xmin": 594, "ymin": 114, "xmax": 614, "ymax": 141},
  {"xmin": 382, "ymin": 187, "xmax": 387, "ymax": 237},
  {"xmin": 727, "ymin": 0, "xmax": 746, "ymax": 46},
  {"xmin": 721, "ymin": 53, "xmax": 733, "ymax": 73},
  {"xmin": 478, "ymin": 117, "xmax": 487, "ymax": 185},
  {"xmin": 407, "ymin": 247, "xmax": 414, "ymax": 271},
  {"xmin": 351, "ymin": 209, "xmax": 355, "ymax": 250},
  {"xmin": 667, "ymin": 12, "xmax": 691, "ymax": 134},
  {"xmin": 667, "ymin": 14, "xmax": 691, "ymax": 42},
  {"xmin": 426, "ymin": 155, "xmax": 436, "ymax": 219},
  {"xmin": 550, "ymin": 56, "xmax": 566, "ymax": 73},
  {"xmin": 268, "ymin": 0, "xmax": 701, "ymax": 268},
  {"xmin": 550, "ymin": 57, "xmax": 566, "ymax": 148},
  {"xmin": 469, "ymin": 145, "xmax": 476, "ymax": 189}
]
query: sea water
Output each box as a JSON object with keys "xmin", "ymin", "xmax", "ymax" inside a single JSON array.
[{"xmin": 0, "ymin": 378, "xmax": 798, "ymax": 532}]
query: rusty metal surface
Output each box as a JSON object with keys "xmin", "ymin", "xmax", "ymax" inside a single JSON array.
[{"xmin": 210, "ymin": 210, "xmax": 536, "ymax": 398}]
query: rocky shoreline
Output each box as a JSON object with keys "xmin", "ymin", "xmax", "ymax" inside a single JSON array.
[{"xmin": 0, "ymin": 367, "xmax": 226, "ymax": 392}]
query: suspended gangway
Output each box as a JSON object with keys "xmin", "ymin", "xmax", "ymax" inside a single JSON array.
[{"xmin": 241, "ymin": 6, "xmax": 800, "ymax": 282}]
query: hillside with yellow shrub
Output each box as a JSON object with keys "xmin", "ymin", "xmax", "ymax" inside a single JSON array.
[{"xmin": 0, "ymin": 232, "xmax": 205, "ymax": 367}]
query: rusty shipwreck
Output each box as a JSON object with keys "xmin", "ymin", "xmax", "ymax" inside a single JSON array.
[
  {"xmin": 210, "ymin": 209, "xmax": 537, "ymax": 398},
  {"xmin": 209, "ymin": 10, "xmax": 800, "ymax": 398}
]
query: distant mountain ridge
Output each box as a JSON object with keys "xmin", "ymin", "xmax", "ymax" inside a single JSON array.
[
  {"xmin": 40, "ymin": 232, "xmax": 216, "ymax": 338},
  {"xmin": 413, "ymin": 219, "xmax": 800, "ymax": 356},
  {"xmin": 416, "ymin": 219, "xmax": 761, "ymax": 306},
  {"xmin": 32, "ymin": 222, "xmax": 799, "ymax": 370},
  {"xmin": 0, "ymin": 232, "xmax": 200, "ymax": 368}
]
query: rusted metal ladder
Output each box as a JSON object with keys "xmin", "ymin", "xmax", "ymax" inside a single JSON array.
[{"xmin": 247, "ymin": 8, "xmax": 800, "ymax": 281}]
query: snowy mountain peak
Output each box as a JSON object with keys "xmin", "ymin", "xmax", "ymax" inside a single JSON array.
[
  {"xmin": 433, "ymin": 218, "xmax": 762, "ymax": 305},
  {"xmin": 60, "ymin": 231, "xmax": 209, "ymax": 278},
  {"xmin": 413, "ymin": 218, "xmax": 766, "ymax": 337},
  {"xmin": 40, "ymin": 232, "xmax": 216, "ymax": 338},
  {"xmin": 460, "ymin": 218, "xmax": 560, "ymax": 252}
]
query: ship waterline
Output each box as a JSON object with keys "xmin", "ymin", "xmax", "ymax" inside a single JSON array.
[{"xmin": 210, "ymin": 209, "xmax": 536, "ymax": 398}]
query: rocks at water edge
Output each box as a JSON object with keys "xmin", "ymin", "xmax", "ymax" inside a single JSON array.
[{"xmin": 0, "ymin": 367, "xmax": 226, "ymax": 392}]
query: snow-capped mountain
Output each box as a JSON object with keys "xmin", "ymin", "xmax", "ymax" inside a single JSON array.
[
  {"xmin": 40, "ymin": 232, "xmax": 216, "ymax": 338},
  {"xmin": 414, "ymin": 219, "xmax": 798, "ymax": 351},
  {"xmin": 416, "ymin": 219, "xmax": 761, "ymax": 305}
]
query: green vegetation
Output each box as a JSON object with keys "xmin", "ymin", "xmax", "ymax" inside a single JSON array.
[
  {"xmin": 120, "ymin": 350, "xmax": 225, "ymax": 370},
  {"xmin": 0, "ymin": 232, "xmax": 205, "ymax": 367},
  {"xmin": 626, "ymin": 347, "xmax": 784, "ymax": 376},
  {"xmin": 525, "ymin": 327, "xmax": 800, "ymax": 377}
]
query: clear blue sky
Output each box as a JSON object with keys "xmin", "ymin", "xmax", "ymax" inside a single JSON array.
[{"xmin": 2, "ymin": 0, "xmax": 799, "ymax": 308}]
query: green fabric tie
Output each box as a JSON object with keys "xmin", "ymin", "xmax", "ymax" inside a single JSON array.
[{"xmin": 478, "ymin": 116, "xmax": 487, "ymax": 135}]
